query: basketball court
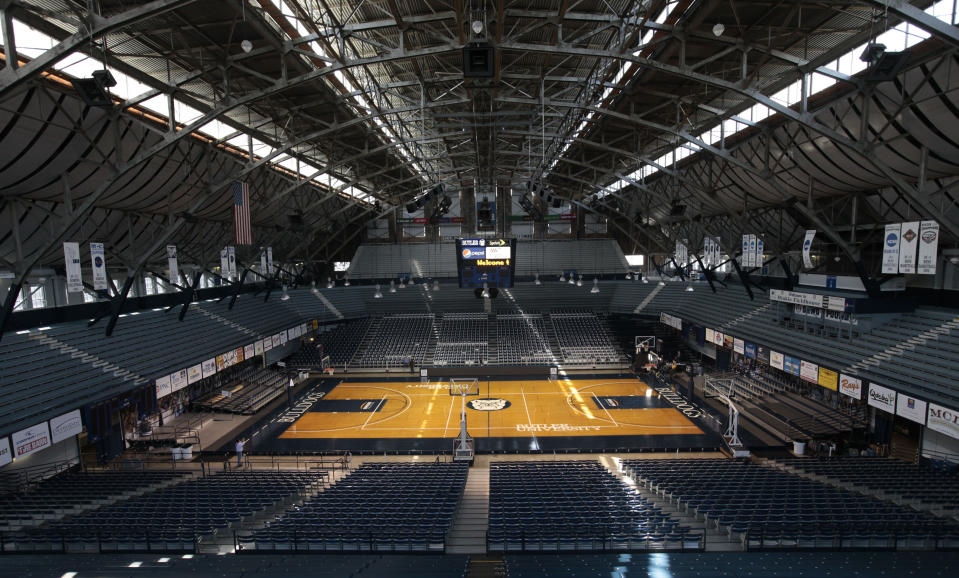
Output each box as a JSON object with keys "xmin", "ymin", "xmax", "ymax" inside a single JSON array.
[{"xmin": 251, "ymin": 375, "xmax": 720, "ymax": 453}]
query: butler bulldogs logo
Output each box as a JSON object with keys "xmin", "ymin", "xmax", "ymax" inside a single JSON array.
[{"xmin": 468, "ymin": 398, "xmax": 510, "ymax": 411}]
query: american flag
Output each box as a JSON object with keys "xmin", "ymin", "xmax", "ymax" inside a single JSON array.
[{"xmin": 233, "ymin": 181, "xmax": 252, "ymax": 245}]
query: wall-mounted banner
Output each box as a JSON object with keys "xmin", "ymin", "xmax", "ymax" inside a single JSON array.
[
  {"xmin": 722, "ymin": 334, "xmax": 734, "ymax": 350},
  {"xmin": 802, "ymin": 230, "xmax": 816, "ymax": 269},
  {"xmin": 263, "ymin": 337, "xmax": 274, "ymax": 351},
  {"xmin": 783, "ymin": 356, "xmax": 801, "ymax": 376},
  {"xmin": 817, "ymin": 367, "xmax": 838, "ymax": 391},
  {"xmin": 201, "ymin": 358, "xmax": 217, "ymax": 379},
  {"xmin": 90, "ymin": 243, "xmax": 107, "ymax": 291},
  {"xmin": 917, "ymin": 221, "xmax": 939, "ymax": 275},
  {"xmin": 266, "ymin": 247, "xmax": 274, "ymax": 275},
  {"xmin": 0, "ymin": 437, "xmax": 10, "ymax": 468},
  {"xmin": 659, "ymin": 312, "xmax": 682, "ymax": 330},
  {"xmin": 756, "ymin": 346, "xmax": 770, "ymax": 365},
  {"xmin": 255, "ymin": 340, "xmax": 265, "ymax": 355},
  {"xmin": 705, "ymin": 328, "xmax": 715, "ymax": 343},
  {"xmin": 714, "ymin": 331, "xmax": 724, "ymax": 346},
  {"xmin": 171, "ymin": 369, "xmax": 188, "ymax": 393},
  {"xmin": 898, "ymin": 221, "xmax": 919, "ymax": 274},
  {"xmin": 839, "ymin": 373, "xmax": 862, "ymax": 400},
  {"xmin": 63, "ymin": 242, "xmax": 83, "ymax": 293},
  {"xmin": 927, "ymin": 403, "xmax": 959, "ymax": 440},
  {"xmin": 187, "ymin": 364, "xmax": 203, "ymax": 384},
  {"xmin": 279, "ymin": 331, "xmax": 288, "ymax": 346},
  {"xmin": 769, "ymin": 289, "xmax": 824, "ymax": 309},
  {"xmin": 733, "ymin": 338, "xmax": 745, "ymax": 354},
  {"xmin": 744, "ymin": 342, "xmax": 757, "ymax": 359},
  {"xmin": 166, "ymin": 245, "xmax": 179, "ymax": 284},
  {"xmin": 896, "ymin": 395, "xmax": 927, "ymax": 425},
  {"xmin": 770, "ymin": 350, "xmax": 784, "ymax": 370},
  {"xmin": 244, "ymin": 344, "xmax": 255, "ymax": 359},
  {"xmin": 800, "ymin": 360, "xmax": 819, "ymax": 383},
  {"xmin": 868, "ymin": 383, "xmax": 897, "ymax": 413},
  {"xmin": 155, "ymin": 374, "xmax": 173, "ymax": 399},
  {"xmin": 882, "ymin": 223, "xmax": 900, "ymax": 274},
  {"xmin": 12, "ymin": 422, "xmax": 50, "ymax": 458},
  {"xmin": 49, "ymin": 409, "xmax": 82, "ymax": 444},
  {"xmin": 272, "ymin": 334, "xmax": 282, "ymax": 348}
]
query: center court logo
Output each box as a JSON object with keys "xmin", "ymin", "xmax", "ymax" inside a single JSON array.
[{"xmin": 468, "ymin": 398, "xmax": 510, "ymax": 411}]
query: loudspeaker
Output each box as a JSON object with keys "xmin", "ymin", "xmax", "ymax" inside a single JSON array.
[{"xmin": 463, "ymin": 45, "xmax": 495, "ymax": 77}]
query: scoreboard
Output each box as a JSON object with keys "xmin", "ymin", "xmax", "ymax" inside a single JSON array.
[{"xmin": 456, "ymin": 238, "xmax": 517, "ymax": 288}]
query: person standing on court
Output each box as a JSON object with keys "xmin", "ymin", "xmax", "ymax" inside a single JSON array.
[{"xmin": 409, "ymin": 356, "xmax": 415, "ymax": 374}]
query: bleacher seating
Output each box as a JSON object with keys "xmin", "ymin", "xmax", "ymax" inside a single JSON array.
[
  {"xmin": 350, "ymin": 315, "xmax": 436, "ymax": 368},
  {"xmin": 621, "ymin": 459, "xmax": 959, "ymax": 550},
  {"xmin": 550, "ymin": 313, "xmax": 625, "ymax": 364},
  {"xmin": 194, "ymin": 366, "xmax": 287, "ymax": 414},
  {"xmin": 494, "ymin": 315, "xmax": 553, "ymax": 365},
  {"xmin": 240, "ymin": 463, "xmax": 467, "ymax": 552},
  {"xmin": 487, "ymin": 461, "xmax": 702, "ymax": 552},
  {"xmin": 433, "ymin": 313, "xmax": 488, "ymax": 366},
  {"xmin": 315, "ymin": 319, "xmax": 373, "ymax": 366},
  {"xmin": 7, "ymin": 471, "xmax": 324, "ymax": 552}
]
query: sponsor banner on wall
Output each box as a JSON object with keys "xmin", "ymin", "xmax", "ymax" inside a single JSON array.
[
  {"xmin": 714, "ymin": 331, "xmax": 724, "ymax": 347},
  {"xmin": 917, "ymin": 221, "xmax": 939, "ymax": 275},
  {"xmin": 244, "ymin": 344, "xmax": 256, "ymax": 359},
  {"xmin": 756, "ymin": 346, "xmax": 770, "ymax": 365},
  {"xmin": 769, "ymin": 289, "xmax": 825, "ymax": 309},
  {"xmin": 770, "ymin": 351, "xmax": 784, "ymax": 370},
  {"xmin": 12, "ymin": 422, "xmax": 51, "ymax": 458},
  {"xmin": 733, "ymin": 338, "xmax": 745, "ymax": 354},
  {"xmin": 272, "ymin": 334, "xmax": 282, "ymax": 348},
  {"xmin": 744, "ymin": 342, "xmax": 757, "ymax": 359},
  {"xmin": 49, "ymin": 409, "xmax": 82, "ymax": 444},
  {"xmin": 817, "ymin": 367, "xmax": 838, "ymax": 391},
  {"xmin": 255, "ymin": 340, "xmax": 265, "ymax": 355},
  {"xmin": 0, "ymin": 438, "xmax": 10, "ymax": 468},
  {"xmin": 723, "ymin": 334, "xmax": 733, "ymax": 350},
  {"xmin": 167, "ymin": 245, "xmax": 179, "ymax": 284},
  {"xmin": 896, "ymin": 395, "xmax": 927, "ymax": 425},
  {"xmin": 187, "ymin": 364, "xmax": 203, "ymax": 384},
  {"xmin": 235, "ymin": 347, "xmax": 245, "ymax": 364},
  {"xmin": 156, "ymin": 374, "xmax": 173, "ymax": 399},
  {"xmin": 868, "ymin": 383, "xmax": 897, "ymax": 413},
  {"xmin": 839, "ymin": 374, "xmax": 862, "ymax": 400},
  {"xmin": 802, "ymin": 230, "xmax": 816, "ymax": 269},
  {"xmin": 898, "ymin": 221, "xmax": 919, "ymax": 274},
  {"xmin": 705, "ymin": 328, "xmax": 715, "ymax": 343},
  {"xmin": 171, "ymin": 369, "xmax": 188, "ymax": 393},
  {"xmin": 201, "ymin": 358, "xmax": 217, "ymax": 379},
  {"xmin": 63, "ymin": 242, "xmax": 83, "ymax": 293},
  {"xmin": 800, "ymin": 360, "xmax": 819, "ymax": 383},
  {"xmin": 882, "ymin": 224, "xmax": 900, "ymax": 275},
  {"xmin": 927, "ymin": 403, "xmax": 959, "ymax": 440},
  {"xmin": 659, "ymin": 312, "xmax": 682, "ymax": 330},
  {"xmin": 215, "ymin": 354, "xmax": 226, "ymax": 372},
  {"xmin": 90, "ymin": 243, "xmax": 108, "ymax": 291},
  {"xmin": 263, "ymin": 337, "xmax": 273, "ymax": 352},
  {"xmin": 280, "ymin": 331, "xmax": 288, "ymax": 346},
  {"xmin": 783, "ymin": 356, "xmax": 801, "ymax": 376}
]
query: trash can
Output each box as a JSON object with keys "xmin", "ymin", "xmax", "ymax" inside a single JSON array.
[
  {"xmin": 792, "ymin": 440, "xmax": 806, "ymax": 455},
  {"xmin": 171, "ymin": 446, "xmax": 183, "ymax": 460},
  {"xmin": 180, "ymin": 444, "xmax": 193, "ymax": 460}
]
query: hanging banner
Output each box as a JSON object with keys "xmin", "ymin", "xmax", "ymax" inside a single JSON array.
[
  {"xmin": 266, "ymin": 247, "xmax": 274, "ymax": 275},
  {"xmin": 882, "ymin": 224, "xmax": 900, "ymax": 274},
  {"xmin": 63, "ymin": 242, "xmax": 83, "ymax": 293},
  {"xmin": 898, "ymin": 221, "xmax": 919, "ymax": 274},
  {"xmin": 201, "ymin": 358, "xmax": 217, "ymax": 378},
  {"xmin": 171, "ymin": 369, "xmax": 189, "ymax": 393},
  {"xmin": 756, "ymin": 238, "xmax": 764, "ymax": 270},
  {"xmin": 744, "ymin": 342, "xmax": 756, "ymax": 359},
  {"xmin": 220, "ymin": 248, "xmax": 230, "ymax": 281},
  {"xmin": 800, "ymin": 360, "xmax": 819, "ymax": 383},
  {"xmin": 714, "ymin": 237, "xmax": 722, "ymax": 266},
  {"xmin": 927, "ymin": 403, "xmax": 959, "ymax": 441},
  {"xmin": 741, "ymin": 235, "xmax": 749, "ymax": 266},
  {"xmin": 260, "ymin": 251, "xmax": 268, "ymax": 277},
  {"xmin": 227, "ymin": 246, "xmax": 237, "ymax": 279},
  {"xmin": 783, "ymin": 356, "xmax": 801, "ymax": 376},
  {"xmin": 802, "ymin": 230, "xmax": 816, "ymax": 269},
  {"xmin": 50, "ymin": 409, "xmax": 83, "ymax": 444},
  {"xmin": 166, "ymin": 245, "xmax": 179, "ymax": 285},
  {"xmin": 896, "ymin": 395, "xmax": 927, "ymax": 425},
  {"xmin": 733, "ymin": 338, "xmax": 745, "ymax": 354},
  {"xmin": 917, "ymin": 221, "xmax": 939, "ymax": 275},
  {"xmin": 704, "ymin": 238, "xmax": 712, "ymax": 267},
  {"xmin": 817, "ymin": 367, "xmax": 838, "ymax": 391},
  {"xmin": 90, "ymin": 243, "xmax": 107, "ymax": 291},
  {"xmin": 12, "ymin": 422, "xmax": 51, "ymax": 457},
  {"xmin": 868, "ymin": 383, "xmax": 896, "ymax": 413},
  {"xmin": 839, "ymin": 374, "xmax": 862, "ymax": 400},
  {"xmin": 155, "ymin": 374, "xmax": 173, "ymax": 400},
  {"xmin": 748, "ymin": 235, "xmax": 757, "ymax": 268},
  {"xmin": 770, "ymin": 350, "xmax": 784, "ymax": 370},
  {"xmin": 187, "ymin": 364, "xmax": 203, "ymax": 384},
  {"xmin": 0, "ymin": 438, "xmax": 10, "ymax": 468}
]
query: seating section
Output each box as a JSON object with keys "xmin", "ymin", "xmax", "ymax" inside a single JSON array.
[
  {"xmin": 7, "ymin": 471, "xmax": 324, "ymax": 553},
  {"xmin": 775, "ymin": 457, "xmax": 959, "ymax": 513},
  {"xmin": 314, "ymin": 318, "xmax": 374, "ymax": 366},
  {"xmin": 622, "ymin": 459, "xmax": 959, "ymax": 550},
  {"xmin": 494, "ymin": 315, "xmax": 553, "ymax": 365},
  {"xmin": 488, "ymin": 461, "xmax": 702, "ymax": 552},
  {"xmin": 193, "ymin": 366, "xmax": 287, "ymax": 414},
  {"xmin": 0, "ymin": 471, "xmax": 190, "ymax": 534},
  {"xmin": 433, "ymin": 313, "xmax": 488, "ymax": 366},
  {"xmin": 350, "ymin": 315, "xmax": 436, "ymax": 367},
  {"xmin": 550, "ymin": 313, "xmax": 625, "ymax": 364},
  {"xmin": 242, "ymin": 463, "xmax": 467, "ymax": 552}
]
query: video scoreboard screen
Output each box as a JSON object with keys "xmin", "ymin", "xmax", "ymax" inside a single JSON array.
[{"xmin": 455, "ymin": 238, "xmax": 517, "ymax": 288}]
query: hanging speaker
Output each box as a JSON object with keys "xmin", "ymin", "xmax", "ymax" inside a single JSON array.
[{"xmin": 463, "ymin": 45, "xmax": 495, "ymax": 77}]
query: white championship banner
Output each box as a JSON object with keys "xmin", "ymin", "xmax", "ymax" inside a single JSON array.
[
  {"xmin": 267, "ymin": 247, "xmax": 274, "ymax": 274},
  {"xmin": 868, "ymin": 383, "xmax": 897, "ymax": 413},
  {"xmin": 927, "ymin": 403, "xmax": 959, "ymax": 441},
  {"xmin": 896, "ymin": 394, "xmax": 927, "ymax": 425},
  {"xmin": 227, "ymin": 246, "xmax": 237, "ymax": 278},
  {"xmin": 839, "ymin": 373, "xmax": 862, "ymax": 400},
  {"xmin": 917, "ymin": 221, "xmax": 939, "ymax": 275},
  {"xmin": 12, "ymin": 422, "xmax": 51, "ymax": 458},
  {"xmin": 802, "ymin": 230, "xmax": 816, "ymax": 269},
  {"xmin": 63, "ymin": 242, "xmax": 83, "ymax": 293},
  {"xmin": 90, "ymin": 242, "xmax": 108, "ymax": 290},
  {"xmin": 220, "ymin": 248, "xmax": 230, "ymax": 281},
  {"xmin": 882, "ymin": 223, "xmax": 900, "ymax": 275},
  {"xmin": 49, "ymin": 409, "xmax": 82, "ymax": 444},
  {"xmin": 167, "ymin": 245, "xmax": 179, "ymax": 284},
  {"xmin": 898, "ymin": 221, "xmax": 919, "ymax": 274},
  {"xmin": 0, "ymin": 437, "xmax": 11, "ymax": 468}
]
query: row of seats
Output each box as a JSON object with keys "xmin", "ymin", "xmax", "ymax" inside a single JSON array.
[
  {"xmin": 551, "ymin": 313, "xmax": 625, "ymax": 364},
  {"xmin": 193, "ymin": 365, "xmax": 287, "ymax": 415}
]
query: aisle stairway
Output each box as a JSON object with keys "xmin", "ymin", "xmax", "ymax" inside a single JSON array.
[{"xmin": 446, "ymin": 466, "xmax": 490, "ymax": 554}]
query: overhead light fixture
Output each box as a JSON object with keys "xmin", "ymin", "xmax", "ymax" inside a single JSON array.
[
  {"xmin": 390, "ymin": 280, "xmax": 396, "ymax": 293},
  {"xmin": 424, "ymin": 280, "xmax": 431, "ymax": 292},
  {"xmin": 472, "ymin": 20, "xmax": 484, "ymax": 35},
  {"xmin": 658, "ymin": 280, "xmax": 666, "ymax": 287},
  {"xmin": 280, "ymin": 286, "xmax": 290, "ymax": 301},
  {"xmin": 642, "ymin": 277, "xmax": 649, "ymax": 284},
  {"xmin": 311, "ymin": 281, "xmax": 318, "ymax": 294},
  {"xmin": 432, "ymin": 279, "xmax": 440, "ymax": 291},
  {"xmin": 241, "ymin": 39, "xmax": 253, "ymax": 53},
  {"xmin": 568, "ymin": 275, "xmax": 575, "ymax": 285},
  {"xmin": 326, "ymin": 277, "xmax": 333, "ymax": 289},
  {"xmin": 481, "ymin": 282, "xmax": 490, "ymax": 298},
  {"xmin": 685, "ymin": 285, "xmax": 694, "ymax": 292},
  {"xmin": 374, "ymin": 284, "xmax": 383, "ymax": 298},
  {"xmin": 712, "ymin": 23, "xmax": 725, "ymax": 36},
  {"xmin": 559, "ymin": 272, "xmax": 566, "ymax": 283},
  {"xmin": 576, "ymin": 275, "xmax": 582, "ymax": 287},
  {"xmin": 860, "ymin": 42, "xmax": 886, "ymax": 64},
  {"xmin": 344, "ymin": 276, "xmax": 350, "ymax": 287},
  {"xmin": 590, "ymin": 278, "xmax": 600, "ymax": 294},
  {"xmin": 534, "ymin": 273, "xmax": 541, "ymax": 285},
  {"xmin": 625, "ymin": 272, "xmax": 632, "ymax": 280},
  {"xmin": 399, "ymin": 277, "xmax": 406, "ymax": 288}
]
